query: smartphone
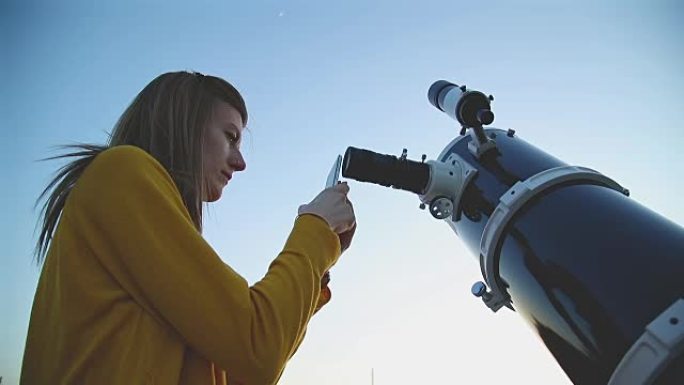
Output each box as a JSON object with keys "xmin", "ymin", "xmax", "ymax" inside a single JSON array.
[{"xmin": 325, "ymin": 155, "xmax": 343, "ymax": 188}]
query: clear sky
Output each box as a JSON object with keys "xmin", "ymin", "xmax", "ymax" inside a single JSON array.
[{"xmin": 2, "ymin": 1, "xmax": 683, "ymax": 384}]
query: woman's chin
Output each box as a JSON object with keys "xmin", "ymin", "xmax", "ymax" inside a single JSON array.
[{"xmin": 202, "ymin": 186, "xmax": 223, "ymax": 202}]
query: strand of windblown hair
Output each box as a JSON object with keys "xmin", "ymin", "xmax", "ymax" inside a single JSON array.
[{"xmin": 34, "ymin": 143, "xmax": 109, "ymax": 264}]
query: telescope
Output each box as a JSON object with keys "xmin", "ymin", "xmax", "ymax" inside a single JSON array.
[{"xmin": 342, "ymin": 81, "xmax": 684, "ymax": 384}]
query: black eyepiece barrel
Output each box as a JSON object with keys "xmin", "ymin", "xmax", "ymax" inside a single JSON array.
[{"xmin": 342, "ymin": 147, "xmax": 430, "ymax": 194}]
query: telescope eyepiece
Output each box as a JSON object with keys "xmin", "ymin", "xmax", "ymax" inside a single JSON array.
[{"xmin": 477, "ymin": 109, "xmax": 495, "ymax": 125}]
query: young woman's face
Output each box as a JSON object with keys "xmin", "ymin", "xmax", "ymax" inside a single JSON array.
[{"xmin": 201, "ymin": 101, "xmax": 246, "ymax": 202}]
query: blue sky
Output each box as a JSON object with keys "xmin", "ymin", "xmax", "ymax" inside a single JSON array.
[{"xmin": 2, "ymin": 1, "xmax": 683, "ymax": 384}]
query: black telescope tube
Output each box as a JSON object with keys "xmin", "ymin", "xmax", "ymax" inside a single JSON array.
[{"xmin": 342, "ymin": 147, "xmax": 430, "ymax": 195}]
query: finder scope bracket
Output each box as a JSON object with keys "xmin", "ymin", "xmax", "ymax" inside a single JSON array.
[{"xmin": 428, "ymin": 81, "xmax": 498, "ymax": 158}]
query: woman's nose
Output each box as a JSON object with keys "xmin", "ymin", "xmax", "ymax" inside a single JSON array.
[{"xmin": 231, "ymin": 150, "xmax": 246, "ymax": 172}]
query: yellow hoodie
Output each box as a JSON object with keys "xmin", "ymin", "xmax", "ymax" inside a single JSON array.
[{"xmin": 21, "ymin": 145, "xmax": 339, "ymax": 384}]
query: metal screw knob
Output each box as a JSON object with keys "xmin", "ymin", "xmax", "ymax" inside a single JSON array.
[
  {"xmin": 471, "ymin": 281, "xmax": 488, "ymax": 297},
  {"xmin": 429, "ymin": 197, "xmax": 453, "ymax": 219}
]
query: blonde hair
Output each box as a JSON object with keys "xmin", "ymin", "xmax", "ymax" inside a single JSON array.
[{"xmin": 35, "ymin": 71, "xmax": 248, "ymax": 263}]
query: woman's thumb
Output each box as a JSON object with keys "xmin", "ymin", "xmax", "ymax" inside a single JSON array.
[{"xmin": 334, "ymin": 181, "xmax": 350, "ymax": 194}]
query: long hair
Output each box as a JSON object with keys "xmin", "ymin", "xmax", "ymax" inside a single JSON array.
[{"xmin": 35, "ymin": 71, "xmax": 248, "ymax": 263}]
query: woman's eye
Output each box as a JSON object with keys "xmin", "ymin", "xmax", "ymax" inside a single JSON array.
[{"xmin": 226, "ymin": 132, "xmax": 238, "ymax": 143}]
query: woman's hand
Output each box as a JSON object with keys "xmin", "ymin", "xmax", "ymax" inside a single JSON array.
[
  {"xmin": 298, "ymin": 182, "xmax": 356, "ymax": 238},
  {"xmin": 337, "ymin": 221, "xmax": 356, "ymax": 253}
]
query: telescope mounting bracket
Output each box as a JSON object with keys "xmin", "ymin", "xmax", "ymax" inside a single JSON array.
[
  {"xmin": 419, "ymin": 153, "xmax": 477, "ymax": 221},
  {"xmin": 477, "ymin": 165, "xmax": 629, "ymax": 312}
]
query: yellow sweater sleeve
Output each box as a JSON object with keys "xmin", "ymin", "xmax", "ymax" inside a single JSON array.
[{"xmin": 68, "ymin": 145, "xmax": 341, "ymax": 384}]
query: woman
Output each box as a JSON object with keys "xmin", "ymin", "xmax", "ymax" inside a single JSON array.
[{"xmin": 22, "ymin": 71, "xmax": 356, "ymax": 384}]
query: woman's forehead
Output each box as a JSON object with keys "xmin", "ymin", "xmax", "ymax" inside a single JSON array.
[{"xmin": 213, "ymin": 100, "xmax": 244, "ymax": 129}]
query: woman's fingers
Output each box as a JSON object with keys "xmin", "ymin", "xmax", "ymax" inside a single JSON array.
[{"xmin": 298, "ymin": 183, "xmax": 356, "ymax": 235}]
